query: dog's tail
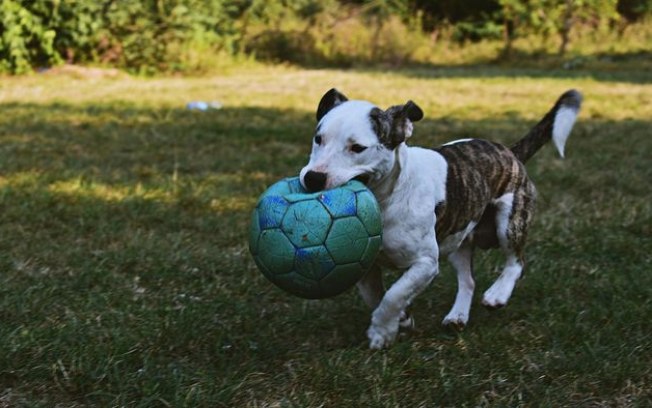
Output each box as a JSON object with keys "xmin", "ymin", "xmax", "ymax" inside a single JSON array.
[{"xmin": 510, "ymin": 89, "xmax": 582, "ymax": 163}]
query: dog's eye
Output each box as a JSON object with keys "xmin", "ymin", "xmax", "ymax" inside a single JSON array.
[
  {"xmin": 350, "ymin": 143, "xmax": 367, "ymax": 153},
  {"xmin": 314, "ymin": 135, "xmax": 322, "ymax": 145}
]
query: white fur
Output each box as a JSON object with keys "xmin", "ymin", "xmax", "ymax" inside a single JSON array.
[
  {"xmin": 442, "ymin": 245, "xmax": 475, "ymax": 327},
  {"xmin": 439, "ymin": 220, "xmax": 477, "ymax": 254},
  {"xmin": 482, "ymin": 255, "xmax": 523, "ymax": 308},
  {"xmin": 480, "ymin": 193, "xmax": 522, "ymax": 308},
  {"xmin": 300, "ymin": 101, "xmax": 392, "ymax": 190},
  {"xmin": 552, "ymin": 106, "xmax": 578, "ymax": 158},
  {"xmin": 493, "ymin": 193, "xmax": 515, "ymax": 249},
  {"xmin": 442, "ymin": 138, "xmax": 474, "ymax": 146},
  {"xmin": 360, "ymin": 146, "xmax": 447, "ymax": 348},
  {"xmin": 376, "ymin": 146, "xmax": 446, "ymax": 268}
]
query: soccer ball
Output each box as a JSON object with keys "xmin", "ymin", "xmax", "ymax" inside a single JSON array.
[{"xmin": 249, "ymin": 177, "xmax": 382, "ymax": 299}]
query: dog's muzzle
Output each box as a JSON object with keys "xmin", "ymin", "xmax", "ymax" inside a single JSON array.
[{"xmin": 304, "ymin": 170, "xmax": 327, "ymax": 192}]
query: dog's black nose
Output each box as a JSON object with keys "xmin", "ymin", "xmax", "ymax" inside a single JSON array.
[{"xmin": 304, "ymin": 171, "xmax": 327, "ymax": 192}]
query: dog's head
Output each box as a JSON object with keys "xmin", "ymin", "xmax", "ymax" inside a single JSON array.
[{"xmin": 300, "ymin": 89, "xmax": 423, "ymax": 192}]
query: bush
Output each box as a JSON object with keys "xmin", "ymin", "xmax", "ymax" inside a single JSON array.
[
  {"xmin": 0, "ymin": 0, "xmax": 61, "ymax": 74},
  {"xmin": 245, "ymin": 7, "xmax": 428, "ymax": 67},
  {"xmin": 0, "ymin": 0, "xmax": 242, "ymax": 74},
  {"xmin": 1, "ymin": 0, "xmax": 651, "ymax": 74}
]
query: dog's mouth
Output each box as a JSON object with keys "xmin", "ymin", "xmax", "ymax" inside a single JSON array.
[{"xmin": 353, "ymin": 174, "xmax": 371, "ymax": 185}]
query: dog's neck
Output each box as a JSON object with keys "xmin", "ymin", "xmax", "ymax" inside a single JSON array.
[{"xmin": 369, "ymin": 144, "xmax": 408, "ymax": 204}]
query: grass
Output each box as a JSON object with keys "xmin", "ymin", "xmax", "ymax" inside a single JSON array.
[{"xmin": 0, "ymin": 65, "xmax": 651, "ymax": 407}]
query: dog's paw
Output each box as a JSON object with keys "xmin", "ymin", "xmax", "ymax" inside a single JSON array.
[
  {"xmin": 442, "ymin": 312, "xmax": 468, "ymax": 329},
  {"xmin": 367, "ymin": 320, "xmax": 399, "ymax": 350},
  {"xmin": 482, "ymin": 273, "xmax": 519, "ymax": 309},
  {"xmin": 482, "ymin": 286, "xmax": 510, "ymax": 309}
]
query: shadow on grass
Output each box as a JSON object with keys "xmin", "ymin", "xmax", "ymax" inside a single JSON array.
[
  {"xmin": 0, "ymin": 102, "xmax": 316, "ymax": 181},
  {"xmin": 279, "ymin": 48, "xmax": 652, "ymax": 84},
  {"xmin": 4, "ymin": 98, "xmax": 650, "ymax": 183},
  {"xmin": 357, "ymin": 50, "xmax": 652, "ymax": 84},
  {"xmin": 389, "ymin": 64, "xmax": 652, "ymax": 84},
  {"xmin": 1, "ymin": 100, "xmax": 651, "ymax": 405}
]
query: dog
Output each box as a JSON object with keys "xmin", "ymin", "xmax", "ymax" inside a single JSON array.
[{"xmin": 299, "ymin": 88, "xmax": 582, "ymax": 349}]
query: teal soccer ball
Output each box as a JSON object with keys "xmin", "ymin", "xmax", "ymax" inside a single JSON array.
[{"xmin": 249, "ymin": 177, "xmax": 382, "ymax": 299}]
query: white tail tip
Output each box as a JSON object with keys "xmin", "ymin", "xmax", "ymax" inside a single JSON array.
[{"xmin": 552, "ymin": 106, "xmax": 579, "ymax": 158}]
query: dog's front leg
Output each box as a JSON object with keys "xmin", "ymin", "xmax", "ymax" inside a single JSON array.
[
  {"xmin": 367, "ymin": 256, "xmax": 439, "ymax": 349},
  {"xmin": 357, "ymin": 265, "xmax": 415, "ymax": 330}
]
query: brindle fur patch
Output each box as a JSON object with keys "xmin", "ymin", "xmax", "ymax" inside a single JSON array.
[
  {"xmin": 433, "ymin": 139, "xmax": 535, "ymax": 257},
  {"xmin": 369, "ymin": 108, "xmax": 392, "ymax": 147}
]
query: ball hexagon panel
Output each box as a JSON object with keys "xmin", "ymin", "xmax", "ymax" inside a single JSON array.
[
  {"xmin": 252, "ymin": 254, "xmax": 275, "ymax": 283},
  {"xmin": 274, "ymin": 271, "xmax": 320, "ymax": 299},
  {"xmin": 257, "ymin": 195, "xmax": 290, "ymax": 230},
  {"xmin": 325, "ymin": 216, "xmax": 370, "ymax": 264},
  {"xmin": 295, "ymin": 245, "xmax": 335, "ymax": 281},
  {"xmin": 355, "ymin": 190, "xmax": 382, "ymax": 236},
  {"xmin": 255, "ymin": 228, "xmax": 296, "ymax": 275},
  {"xmin": 320, "ymin": 262, "xmax": 366, "ymax": 298},
  {"xmin": 319, "ymin": 187, "xmax": 357, "ymax": 218},
  {"xmin": 284, "ymin": 193, "xmax": 312, "ymax": 203},
  {"xmin": 249, "ymin": 176, "xmax": 384, "ymax": 299},
  {"xmin": 341, "ymin": 180, "xmax": 368, "ymax": 193},
  {"xmin": 281, "ymin": 200, "xmax": 332, "ymax": 248},
  {"xmin": 285, "ymin": 177, "xmax": 305, "ymax": 193},
  {"xmin": 360, "ymin": 235, "xmax": 382, "ymax": 269},
  {"xmin": 261, "ymin": 177, "xmax": 304, "ymax": 198}
]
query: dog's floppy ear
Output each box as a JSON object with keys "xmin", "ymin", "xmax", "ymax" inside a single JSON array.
[
  {"xmin": 386, "ymin": 100, "xmax": 424, "ymax": 148},
  {"xmin": 403, "ymin": 100, "xmax": 424, "ymax": 122},
  {"xmin": 316, "ymin": 88, "xmax": 349, "ymax": 121}
]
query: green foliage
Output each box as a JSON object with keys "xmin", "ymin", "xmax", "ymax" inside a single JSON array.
[
  {"xmin": 618, "ymin": 0, "xmax": 652, "ymax": 22},
  {"xmin": 0, "ymin": 0, "xmax": 244, "ymax": 74},
  {"xmin": 495, "ymin": 0, "xmax": 622, "ymax": 56},
  {"xmin": 244, "ymin": 1, "xmax": 429, "ymax": 67},
  {"xmin": 0, "ymin": 0, "xmax": 650, "ymax": 73},
  {"xmin": 453, "ymin": 19, "xmax": 504, "ymax": 43},
  {"xmin": 0, "ymin": 0, "xmax": 61, "ymax": 74}
]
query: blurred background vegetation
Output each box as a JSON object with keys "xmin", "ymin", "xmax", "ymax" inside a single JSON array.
[{"xmin": 1, "ymin": 0, "xmax": 651, "ymax": 75}]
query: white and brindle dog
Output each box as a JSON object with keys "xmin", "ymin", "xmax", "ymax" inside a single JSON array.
[{"xmin": 300, "ymin": 88, "xmax": 582, "ymax": 349}]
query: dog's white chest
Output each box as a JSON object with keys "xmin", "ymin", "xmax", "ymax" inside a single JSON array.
[
  {"xmin": 374, "ymin": 147, "xmax": 448, "ymax": 268},
  {"xmin": 380, "ymin": 215, "xmax": 430, "ymax": 269}
]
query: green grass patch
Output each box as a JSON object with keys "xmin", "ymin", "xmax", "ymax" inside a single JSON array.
[{"xmin": 1, "ymin": 66, "xmax": 651, "ymax": 406}]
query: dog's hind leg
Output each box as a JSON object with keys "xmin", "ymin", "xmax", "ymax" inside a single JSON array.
[
  {"xmin": 442, "ymin": 243, "xmax": 475, "ymax": 328},
  {"xmin": 357, "ymin": 266, "xmax": 414, "ymax": 330},
  {"xmin": 482, "ymin": 186, "xmax": 535, "ymax": 308},
  {"xmin": 482, "ymin": 253, "xmax": 523, "ymax": 309}
]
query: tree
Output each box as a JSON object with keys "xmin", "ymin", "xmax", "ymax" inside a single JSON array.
[{"xmin": 555, "ymin": 0, "xmax": 619, "ymax": 55}]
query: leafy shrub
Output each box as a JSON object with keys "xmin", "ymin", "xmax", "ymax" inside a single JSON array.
[
  {"xmin": 0, "ymin": 0, "xmax": 60, "ymax": 74},
  {"xmin": 0, "ymin": 0, "xmax": 242, "ymax": 74},
  {"xmin": 1, "ymin": 0, "xmax": 651, "ymax": 74},
  {"xmin": 245, "ymin": 7, "xmax": 428, "ymax": 67}
]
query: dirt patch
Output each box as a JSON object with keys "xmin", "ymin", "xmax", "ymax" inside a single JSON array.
[{"xmin": 41, "ymin": 64, "xmax": 126, "ymax": 79}]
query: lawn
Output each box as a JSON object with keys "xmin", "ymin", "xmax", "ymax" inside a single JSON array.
[{"xmin": 0, "ymin": 65, "xmax": 651, "ymax": 407}]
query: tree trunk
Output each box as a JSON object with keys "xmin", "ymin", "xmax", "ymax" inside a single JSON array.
[
  {"xmin": 371, "ymin": 16, "xmax": 382, "ymax": 62},
  {"xmin": 502, "ymin": 19, "xmax": 515, "ymax": 59},
  {"xmin": 558, "ymin": 0, "xmax": 574, "ymax": 56}
]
